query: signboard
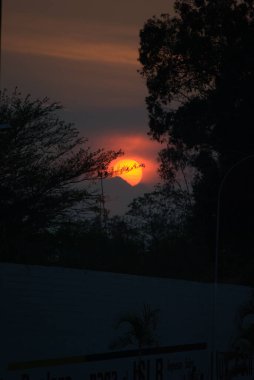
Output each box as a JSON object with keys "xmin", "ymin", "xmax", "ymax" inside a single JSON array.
[
  {"xmin": 4, "ymin": 343, "xmax": 208, "ymax": 380},
  {"xmin": 217, "ymin": 352, "xmax": 254, "ymax": 380}
]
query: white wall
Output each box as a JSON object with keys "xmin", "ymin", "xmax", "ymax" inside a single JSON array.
[{"xmin": 0, "ymin": 263, "xmax": 252, "ymax": 379}]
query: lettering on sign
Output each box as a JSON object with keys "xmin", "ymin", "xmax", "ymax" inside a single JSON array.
[
  {"xmin": 217, "ymin": 353, "xmax": 254, "ymax": 379},
  {"xmin": 90, "ymin": 371, "xmax": 117, "ymax": 380},
  {"xmin": 5, "ymin": 343, "xmax": 208, "ymax": 380},
  {"xmin": 11, "ymin": 357, "xmax": 205, "ymax": 380},
  {"xmin": 131, "ymin": 357, "xmax": 204, "ymax": 380}
]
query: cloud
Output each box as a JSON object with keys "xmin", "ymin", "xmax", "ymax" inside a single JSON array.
[
  {"xmin": 3, "ymin": 0, "xmax": 173, "ymax": 66},
  {"xmin": 4, "ymin": 0, "xmax": 174, "ymax": 30},
  {"xmin": 3, "ymin": 6, "xmax": 140, "ymax": 66},
  {"xmin": 4, "ymin": 36, "xmax": 138, "ymax": 67},
  {"xmin": 2, "ymin": 51, "xmax": 145, "ymax": 109},
  {"xmin": 2, "ymin": 0, "xmax": 170, "ymax": 188}
]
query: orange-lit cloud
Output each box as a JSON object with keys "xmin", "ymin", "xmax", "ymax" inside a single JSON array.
[
  {"xmin": 2, "ymin": 0, "xmax": 172, "ymax": 68},
  {"xmin": 2, "ymin": 11, "xmax": 143, "ymax": 108},
  {"xmin": 3, "ymin": 10, "xmax": 139, "ymax": 67},
  {"xmin": 2, "ymin": 0, "xmax": 172, "ymax": 207},
  {"xmin": 4, "ymin": 36, "xmax": 138, "ymax": 66}
]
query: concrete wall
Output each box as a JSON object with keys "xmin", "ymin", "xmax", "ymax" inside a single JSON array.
[{"xmin": 0, "ymin": 263, "xmax": 252, "ymax": 379}]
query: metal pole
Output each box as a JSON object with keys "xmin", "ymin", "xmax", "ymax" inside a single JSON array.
[
  {"xmin": 212, "ymin": 153, "xmax": 254, "ymax": 379},
  {"xmin": 0, "ymin": 0, "xmax": 2, "ymax": 90},
  {"xmin": 98, "ymin": 172, "xmax": 106, "ymax": 229}
]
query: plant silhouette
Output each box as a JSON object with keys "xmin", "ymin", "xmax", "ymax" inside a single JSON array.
[{"xmin": 110, "ymin": 304, "xmax": 160, "ymax": 351}]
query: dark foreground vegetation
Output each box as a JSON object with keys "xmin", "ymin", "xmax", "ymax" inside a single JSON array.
[{"xmin": 1, "ymin": 0, "xmax": 254, "ymax": 286}]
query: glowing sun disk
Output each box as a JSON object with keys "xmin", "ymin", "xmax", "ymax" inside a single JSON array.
[{"xmin": 113, "ymin": 159, "xmax": 143, "ymax": 186}]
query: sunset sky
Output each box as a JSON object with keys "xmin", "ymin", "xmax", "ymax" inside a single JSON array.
[{"xmin": 2, "ymin": 0, "xmax": 174, "ymax": 214}]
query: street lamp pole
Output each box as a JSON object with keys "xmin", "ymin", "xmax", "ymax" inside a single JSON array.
[
  {"xmin": 212, "ymin": 153, "xmax": 254, "ymax": 380},
  {"xmin": 0, "ymin": 0, "xmax": 2, "ymax": 89}
]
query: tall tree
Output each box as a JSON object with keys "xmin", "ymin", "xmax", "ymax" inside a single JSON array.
[
  {"xmin": 139, "ymin": 0, "xmax": 254, "ymax": 258},
  {"xmin": 0, "ymin": 89, "xmax": 120, "ymax": 258}
]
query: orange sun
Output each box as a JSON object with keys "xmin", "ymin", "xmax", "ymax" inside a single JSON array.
[{"xmin": 112, "ymin": 158, "xmax": 143, "ymax": 186}]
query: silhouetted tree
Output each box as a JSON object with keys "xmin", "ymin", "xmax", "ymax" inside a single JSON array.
[
  {"xmin": 139, "ymin": 0, "xmax": 254, "ymax": 257},
  {"xmin": 0, "ymin": 89, "xmax": 121, "ymax": 259},
  {"xmin": 127, "ymin": 185, "xmax": 191, "ymax": 252},
  {"xmin": 107, "ymin": 215, "xmax": 141, "ymax": 253}
]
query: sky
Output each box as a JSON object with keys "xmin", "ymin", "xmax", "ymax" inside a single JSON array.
[{"xmin": 1, "ymin": 0, "xmax": 174, "ymax": 214}]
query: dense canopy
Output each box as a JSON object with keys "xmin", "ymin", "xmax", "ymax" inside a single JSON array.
[{"xmin": 139, "ymin": 0, "xmax": 254, "ymax": 272}]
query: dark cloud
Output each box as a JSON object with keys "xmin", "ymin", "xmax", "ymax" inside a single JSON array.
[{"xmin": 4, "ymin": 0, "xmax": 174, "ymax": 28}]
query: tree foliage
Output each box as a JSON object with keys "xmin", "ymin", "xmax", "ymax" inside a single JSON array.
[
  {"xmin": 139, "ymin": 0, "xmax": 254, "ymax": 252},
  {"xmin": 126, "ymin": 185, "xmax": 191, "ymax": 252},
  {"xmin": 0, "ymin": 89, "xmax": 120, "ymax": 258}
]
